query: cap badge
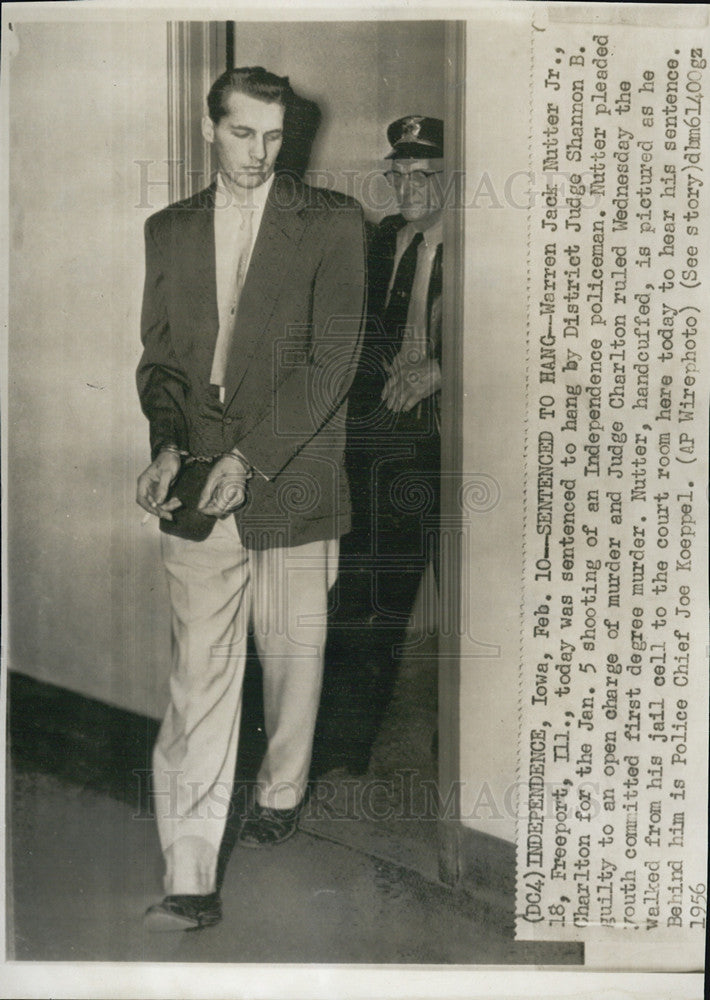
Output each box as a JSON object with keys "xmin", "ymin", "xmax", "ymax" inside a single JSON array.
[{"xmin": 400, "ymin": 116, "xmax": 424, "ymax": 139}]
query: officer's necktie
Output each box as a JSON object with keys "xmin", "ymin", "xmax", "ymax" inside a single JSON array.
[{"xmin": 383, "ymin": 231, "xmax": 424, "ymax": 348}]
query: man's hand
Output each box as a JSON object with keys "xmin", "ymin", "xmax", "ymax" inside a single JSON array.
[
  {"xmin": 382, "ymin": 351, "xmax": 442, "ymax": 413},
  {"xmin": 136, "ymin": 450, "xmax": 183, "ymax": 521},
  {"xmin": 197, "ymin": 454, "xmax": 250, "ymax": 517}
]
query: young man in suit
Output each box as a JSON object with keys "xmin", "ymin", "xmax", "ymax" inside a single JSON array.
[
  {"xmin": 320, "ymin": 116, "xmax": 444, "ymax": 775},
  {"xmin": 136, "ymin": 66, "xmax": 365, "ymax": 930}
]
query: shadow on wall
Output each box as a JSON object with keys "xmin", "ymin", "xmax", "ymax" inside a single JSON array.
[{"xmin": 277, "ymin": 93, "xmax": 322, "ymax": 178}]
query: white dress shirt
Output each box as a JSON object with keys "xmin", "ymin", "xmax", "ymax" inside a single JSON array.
[{"xmin": 211, "ymin": 172, "xmax": 274, "ymax": 390}]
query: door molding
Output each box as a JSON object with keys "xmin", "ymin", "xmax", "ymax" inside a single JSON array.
[
  {"xmin": 437, "ymin": 19, "xmax": 467, "ymax": 887},
  {"xmin": 167, "ymin": 21, "xmax": 228, "ymax": 202}
]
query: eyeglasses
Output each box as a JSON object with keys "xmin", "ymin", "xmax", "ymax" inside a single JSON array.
[{"xmin": 383, "ymin": 170, "xmax": 444, "ymax": 187}]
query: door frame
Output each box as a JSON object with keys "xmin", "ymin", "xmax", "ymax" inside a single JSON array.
[
  {"xmin": 437, "ymin": 19, "xmax": 466, "ymax": 887},
  {"xmin": 167, "ymin": 21, "xmax": 227, "ymax": 202}
]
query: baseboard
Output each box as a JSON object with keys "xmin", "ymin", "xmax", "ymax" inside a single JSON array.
[
  {"xmin": 8, "ymin": 671, "xmax": 160, "ymax": 809},
  {"xmin": 8, "ymin": 671, "xmax": 528, "ymax": 923},
  {"xmin": 460, "ymin": 822, "xmax": 516, "ymax": 898},
  {"xmin": 9, "ymin": 672, "xmax": 516, "ymax": 886},
  {"xmin": 7, "ymin": 669, "xmax": 267, "ymax": 809}
]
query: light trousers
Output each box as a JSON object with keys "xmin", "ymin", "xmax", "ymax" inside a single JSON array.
[{"xmin": 153, "ymin": 515, "xmax": 338, "ymax": 894}]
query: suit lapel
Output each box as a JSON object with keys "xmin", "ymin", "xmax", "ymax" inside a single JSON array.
[
  {"xmin": 175, "ymin": 184, "xmax": 219, "ymax": 383},
  {"xmin": 427, "ymin": 242, "xmax": 443, "ymax": 359},
  {"xmin": 222, "ymin": 174, "xmax": 309, "ymax": 406},
  {"xmin": 370, "ymin": 215, "xmax": 404, "ymax": 317}
]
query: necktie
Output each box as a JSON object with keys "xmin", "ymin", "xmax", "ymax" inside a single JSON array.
[
  {"xmin": 210, "ymin": 207, "xmax": 254, "ymax": 389},
  {"xmin": 383, "ymin": 231, "xmax": 424, "ymax": 349}
]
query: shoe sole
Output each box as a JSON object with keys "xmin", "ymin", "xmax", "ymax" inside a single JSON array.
[
  {"xmin": 238, "ymin": 824, "xmax": 298, "ymax": 849},
  {"xmin": 143, "ymin": 908, "xmax": 221, "ymax": 932},
  {"xmin": 144, "ymin": 909, "xmax": 200, "ymax": 932}
]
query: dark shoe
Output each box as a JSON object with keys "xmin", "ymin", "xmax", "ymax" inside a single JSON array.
[
  {"xmin": 143, "ymin": 893, "xmax": 222, "ymax": 932},
  {"xmin": 238, "ymin": 801, "xmax": 300, "ymax": 848}
]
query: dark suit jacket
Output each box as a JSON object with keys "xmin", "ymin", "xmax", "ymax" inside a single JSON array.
[
  {"xmin": 137, "ymin": 174, "xmax": 366, "ymax": 549},
  {"xmin": 343, "ymin": 214, "xmax": 442, "ymax": 550},
  {"xmin": 367, "ymin": 213, "xmax": 442, "ymax": 363},
  {"xmin": 347, "ymin": 213, "xmax": 442, "ymax": 440}
]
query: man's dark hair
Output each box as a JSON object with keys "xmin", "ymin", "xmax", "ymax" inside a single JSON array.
[{"xmin": 207, "ymin": 66, "xmax": 294, "ymax": 124}]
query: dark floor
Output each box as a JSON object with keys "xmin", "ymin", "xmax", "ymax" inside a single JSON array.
[{"xmin": 7, "ymin": 664, "xmax": 582, "ymax": 965}]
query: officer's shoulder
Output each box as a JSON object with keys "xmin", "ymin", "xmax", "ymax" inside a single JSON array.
[
  {"xmin": 367, "ymin": 214, "xmax": 404, "ymax": 254},
  {"xmin": 298, "ymin": 180, "xmax": 363, "ymax": 217},
  {"xmin": 378, "ymin": 213, "xmax": 405, "ymax": 235}
]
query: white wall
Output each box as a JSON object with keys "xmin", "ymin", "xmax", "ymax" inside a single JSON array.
[
  {"xmin": 8, "ymin": 21, "xmax": 172, "ymax": 716},
  {"xmin": 233, "ymin": 21, "xmax": 446, "ymax": 222}
]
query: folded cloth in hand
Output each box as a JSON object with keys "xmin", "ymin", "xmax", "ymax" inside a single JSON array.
[{"xmin": 160, "ymin": 458, "xmax": 218, "ymax": 542}]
